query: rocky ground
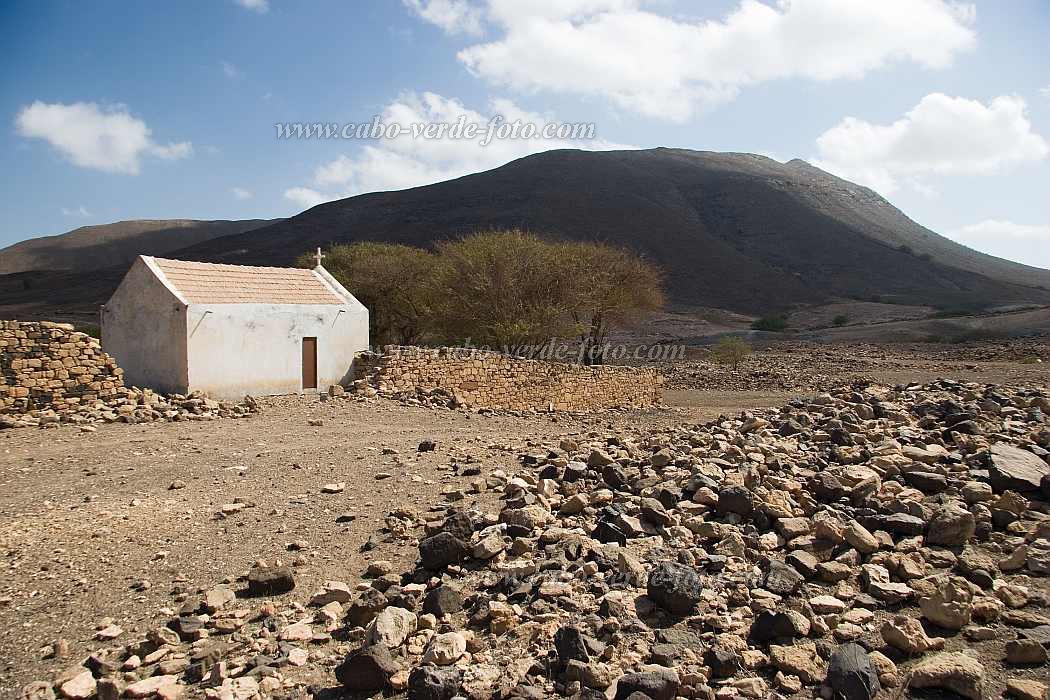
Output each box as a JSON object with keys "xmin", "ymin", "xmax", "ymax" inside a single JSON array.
[
  {"xmin": 658, "ymin": 341, "xmax": 1049, "ymax": 393},
  {"xmin": 0, "ymin": 390, "xmax": 260, "ymax": 430},
  {"xmin": 2, "ymin": 393, "xmax": 715, "ymax": 698},
  {"xmin": 4, "ymin": 345, "xmax": 1050, "ymax": 700}
]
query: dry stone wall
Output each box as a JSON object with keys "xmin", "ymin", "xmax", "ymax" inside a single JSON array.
[
  {"xmin": 351, "ymin": 346, "xmax": 661, "ymax": 411},
  {"xmin": 1, "ymin": 320, "xmax": 124, "ymax": 414}
]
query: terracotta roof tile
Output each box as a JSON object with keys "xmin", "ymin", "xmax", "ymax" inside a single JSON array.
[{"xmin": 151, "ymin": 258, "xmax": 345, "ymax": 305}]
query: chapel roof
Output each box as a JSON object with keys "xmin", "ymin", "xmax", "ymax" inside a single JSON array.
[{"xmin": 146, "ymin": 256, "xmax": 346, "ymax": 305}]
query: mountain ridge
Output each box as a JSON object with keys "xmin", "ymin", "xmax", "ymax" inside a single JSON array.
[
  {"xmin": 2, "ymin": 148, "xmax": 1049, "ymax": 322},
  {"xmin": 0, "ymin": 218, "xmax": 278, "ymax": 275},
  {"xmin": 169, "ymin": 148, "xmax": 1050, "ymax": 313}
]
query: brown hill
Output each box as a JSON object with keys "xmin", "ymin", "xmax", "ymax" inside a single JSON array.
[
  {"xmin": 0, "ymin": 219, "xmax": 276, "ymax": 275},
  {"xmin": 3, "ymin": 148, "xmax": 1050, "ymax": 324},
  {"xmin": 172, "ymin": 148, "xmax": 1050, "ymax": 313}
]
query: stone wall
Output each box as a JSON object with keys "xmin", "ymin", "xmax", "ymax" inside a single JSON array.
[
  {"xmin": 351, "ymin": 346, "xmax": 661, "ymax": 411},
  {"xmin": 1, "ymin": 321, "xmax": 125, "ymax": 414}
]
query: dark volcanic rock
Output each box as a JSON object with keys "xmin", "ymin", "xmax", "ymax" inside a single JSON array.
[
  {"xmin": 764, "ymin": 560, "xmax": 804, "ymax": 595},
  {"xmin": 705, "ymin": 645, "xmax": 741, "ymax": 679},
  {"xmin": 554, "ymin": 626, "xmax": 591, "ymax": 664},
  {"xmin": 408, "ymin": 666, "xmax": 461, "ymax": 700},
  {"xmin": 903, "ymin": 471, "xmax": 948, "ymax": 494},
  {"xmin": 716, "ymin": 486, "xmax": 754, "ymax": 517},
  {"xmin": 419, "ymin": 532, "xmax": 469, "ymax": 569},
  {"xmin": 826, "ymin": 643, "xmax": 880, "ymax": 700},
  {"xmin": 613, "ymin": 668, "xmax": 680, "ymax": 700},
  {"xmin": 335, "ymin": 645, "xmax": 400, "ymax": 690},
  {"xmin": 751, "ymin": 610, "xmax": 809, "ymax": 643},
  {"xmin": 246, "ymin": 567, "xmax": 295, "ymax": 596},
  {"xmin": 440, "ymin": 511, "xmax": 474, "ymax": 540},
  {"xmin": 423, "ymin": 585, "xmax": 464, "ymax": 617},
  {"xmin": 878, "ymin": 513, "xmax": 926, "ymax": 536},
  {"xmin": 810, "ymin": 472, "xmax": 849, "ymax": 502},
  {"xmin": 647, "ymin": 562, "xmax": 702, "ymax": 615},
  {"xmin": 346, "ymin": 587, "xmax": 388, "ymax": 627}
]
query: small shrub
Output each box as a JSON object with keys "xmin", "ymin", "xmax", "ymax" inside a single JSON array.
[
  {"xmin": 711, "ymin": 335, "xmax": 752, "ymax": 370},
  {"xmin": 751, "ymin": 315, "xmax": 789, "ymax": 332},
  {"xmin": 1020, "ymin": 356, "xmax": 1041, "ymax": 365},
  {"xmin": 77, "ymin": 323, "xmax": 101, "ymax": 339},
  {"xmin": 832, "ymin": 314, "xmax": 849, "ymax": 327}
]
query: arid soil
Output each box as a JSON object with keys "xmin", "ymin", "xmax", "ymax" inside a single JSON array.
[
  {"xmin": 2, "ymin": 343, "xmax": 1049, "ymax": 697},
  {"xmin": 0, "ymin": 395, "xmax": 719, "ymax": 693}
]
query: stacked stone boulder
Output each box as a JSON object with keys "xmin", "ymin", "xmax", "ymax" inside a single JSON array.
[
  {"xmin": 1, "ymin": 321, "xmax": 123, "ymax": 413},
  {"xmin": 351, "ymin": 346, "xmax": 661, "ymax": 412},
  {"xmin": 1, "ymin": 320, "xmax": 259, "ymax": 428}
]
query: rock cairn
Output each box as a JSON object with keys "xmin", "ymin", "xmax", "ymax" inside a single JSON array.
[
  {"xmin": 350, "ymin": 346, "xmax": 661, "ymax": 412},
  {"xmin": 1, "ymin": 320, "xmax": 259, "ymax": 429},
  {"xmin": 20, "ymin": 380, "xmax": 1050, "ymax": 700}
]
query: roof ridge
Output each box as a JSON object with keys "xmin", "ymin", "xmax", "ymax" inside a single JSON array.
[
  {"xmin": 150, "ymin": 256, "xmax": 316, "ymax": 274},
  {"xmin": 149, "ymin": 256, "xmax": 348, "ymax": 305}
]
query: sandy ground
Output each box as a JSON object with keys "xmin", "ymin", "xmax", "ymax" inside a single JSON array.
[{"xmin": 1, "ymin": 348, "xmax": 1048, "ymax": 692}]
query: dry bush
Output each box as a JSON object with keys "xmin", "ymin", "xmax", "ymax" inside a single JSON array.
[
  {"xmin": 304, "ymin": 230, "xmax": 665, "ymax": 360},
  {"xmin": 711, "ymin": 335, "xmax": 752, "ymax": 370},
  {"xmin": 297, "ymin": 242, "xmax": 437, "ymax": 345}
]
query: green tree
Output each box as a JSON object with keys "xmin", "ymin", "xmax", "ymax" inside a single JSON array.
[
  {"xmin": 298, "ymin": 242, "xmax": 437, "ymax": 345},
  {"xmin": 432, "ymin": 230, "xmax": 573, "ymax": 350},
  {"xmin": 751, "ymin": 315, "xmax": 789, "ymax": 332},
  {"xmin": 300, "ymin": 231, "xmax": 667, "ymax": 362},
  {"xmin": 556, "ymin": 240, "xmax": 665, "ymax": 364},
  {"xmin": 711, "ymin": 335, "xmax": 752, "ymax": 370}
]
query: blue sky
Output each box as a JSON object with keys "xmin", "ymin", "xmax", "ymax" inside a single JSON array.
[{"xmin": 2, "ymin": 0, "xmax": 1049, "ymax": 269}]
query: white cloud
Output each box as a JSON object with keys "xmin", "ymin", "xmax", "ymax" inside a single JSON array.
[
  {"xmin": 61, "ymin": 205, "xmax": 91, "ymax": 217},
  {"xmin": 813, "ymin": 93, "xmax": 1048, "ymax": 194},
  {"xmin": 282, "ymin": 91, "xmax": 631, "ymax": 209},
  {"xmin": 15, "ymin": 101, "xmax": 192, "ymax": 174},
  {"xmin": 413, "ymin": 0, "xmax": 977, "ymax": 121},
  {"xmin": 221, "ymin": 61, "xmax": 241, "ymax": 79},
  {"xmin": 283, "ymin": 187, "xmax": 333, "ymax": 209},
  {"xmin": 150, "ymin": 141, "xmax": 194, "ymax": 160},
  {"xmin": 234, "ymin": 0, "xmax": 269, "ymax": 13},
  {"xmin": 404, "ymin": 0, "xmax": 483, "ymax": 35},
  {"xmin": 947, "ymin": 220, "xmax": 1050, "ymax": 269},
  {"xmin": 231, "ymin": 187, "xmax": 253, "ymax": 200},
  {"xmin": 1041, "ymin": 85, "xmax": 1050, "ymax": 98}
]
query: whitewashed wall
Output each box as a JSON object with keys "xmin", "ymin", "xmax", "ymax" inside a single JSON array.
[
  {"xmin": 184, "ymin": 301, "xmax": 368, "ymax": 399},
  {"xmin": 102, "ymin": 258, "xmax": 188, "ymax": 394}
]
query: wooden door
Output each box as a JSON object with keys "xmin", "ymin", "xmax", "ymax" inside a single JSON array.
[{"xmin": 302, "ymin": 337, "xmax": 317, "ymax": 389}]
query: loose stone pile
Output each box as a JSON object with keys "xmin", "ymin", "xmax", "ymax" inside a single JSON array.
[
  {"xmin": 1, "ymin": 320, "xmax": 259, "ymax": 429},
  {"xmin": 1, "ymin": 392, "xmax": 259, "ymax": 430},
  {"xmin": 20, "ymin": 380, "xmax": 1050, "ymax": 700},
  {"xmin": 1, "ymin": 387, "xmax": 260, "ymax": 429}
]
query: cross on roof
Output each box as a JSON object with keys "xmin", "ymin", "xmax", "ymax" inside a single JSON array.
[{"xmin": 314, "ymin": 247, "xmax": 325, "ymax": 268}]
